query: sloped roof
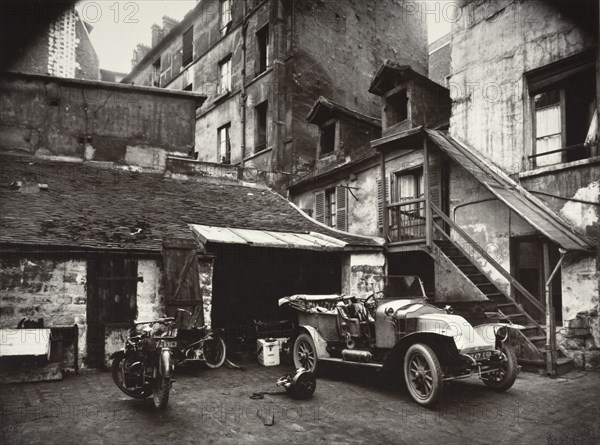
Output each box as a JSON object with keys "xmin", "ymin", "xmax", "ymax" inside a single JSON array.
[
  {"xmin": 306, "ymin": 96, "xmax": 381, "ymax": 128},
  {"xmin": 369, "ymin": 60, "xmax": 448, "ymax": 96},
  {"xmin": 425, "ymin": 130, "xmax": 594, "ymax": 252},
  {"xmin": 0, "ymin": 156, "xmax": 382, "ymax": 252}
]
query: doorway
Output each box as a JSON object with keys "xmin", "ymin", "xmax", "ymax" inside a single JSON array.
[
  {"xmin": 86, "ymin": 255, "xmax": 138, "ymax": 368},
  {"xmin": 510, "ymin": 236, "xmax": 562, "ymax": 325}
]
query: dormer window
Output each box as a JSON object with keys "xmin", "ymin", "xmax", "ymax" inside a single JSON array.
[
  {"xmin": 318, "ymin": 120, "xmax": 339, "ymax": 158},
  {"xmin": 385, "ymin": 88, "xmax": 408, "ymax": 126}
]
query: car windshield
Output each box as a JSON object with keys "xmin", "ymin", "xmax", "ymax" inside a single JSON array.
[{"xmin": 380, "ymin": 275, "xmax": 425, "ymax": 299}]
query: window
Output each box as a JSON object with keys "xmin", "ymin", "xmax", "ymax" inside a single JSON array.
[
  {"xmin": 390, "ymin": 167, "xmax": 425, "ymax": 241},
  {"xmin": 385, "ymin": 88, "xmax": 408, "ymax": 126},
  {"xmin": 218, "ymin": 56, "xmax": 232, "ymax": 94},
  {"xmin": 152, "ymin": 59, "xmax": 161, "ymax": 87},
  {"xmin": 220, "ymin": 0, "xmax": 232, "ymax": 36},
  {"xmin": 325, "ymin": 188, "xmax": 336, "ymax": 227},
  {"xmin": 254, "ymin": 100, "xmax": 268, "ymax": 152},
  {"xmin": 218, "ymin": 123, "xmax": 231, "ymax": 164},
  {"xmin": 182, "ymin": 26, "xmax": 194, "ymax": 66},
  {"xmin": 527, "ymin": 50, "xmax": 597, "ymax": 167},
  {"xmin": 395, "ymin": 167, "xmax": 424, "ymax": 202},
  {"xmin": 534, "ymin": 90, "xmax": 562, "ymax": 166},
  {"xmin": 256, "ymin": 24, "xmax": 269, "ymax": 75},
  {"xmin": 315, "ymin": 186, "xmax": 348, "ymax": 231},
  {"xmin": 319, "ymin": 122, "xmax": 336, "ymax": 158}
]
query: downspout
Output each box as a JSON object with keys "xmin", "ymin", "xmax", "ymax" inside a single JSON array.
[
  {"xmin": 240, "ymin": 0, "xmax": 249, "ymax": 163},
  {"xmin": 544, "ymin": 246, "xmax": 566, "ymax": 376}
]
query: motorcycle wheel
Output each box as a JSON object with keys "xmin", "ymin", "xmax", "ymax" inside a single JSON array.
[
  {"xmin": 111, "ymin": 354, "xmax": 151, "ymax": 399},
  {"xmin": 152, "ymin": 375, "xmax": 171, "ymax": 410},
  {"xmin": 203, "ymin": 337, "xmax": 226, "ymax": 369}
]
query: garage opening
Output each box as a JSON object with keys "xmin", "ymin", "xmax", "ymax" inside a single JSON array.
[
  {"xmin": 210, "ymin": 244, "xmax": 341, "ymax": 344},
  {"xmin": 387, "ymin": 251, "xmax": 435, "ymax": 299}
]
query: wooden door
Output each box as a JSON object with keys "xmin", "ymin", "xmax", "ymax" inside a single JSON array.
[{"xmin": 162, "ymin": 239, "xmax": 203, "ymax": 327}]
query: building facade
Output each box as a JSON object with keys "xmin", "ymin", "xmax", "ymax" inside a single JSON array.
[
  {"xmin": 290, "ymin": 0, "xmax": 599, "ymax": 370},
  {"xmin": 122, "ymin": 0, "xmax": 428, "ymax": 188},
  {"xmin": 8, "ymin": 7, "xmax": 99, "ymax": 80}
]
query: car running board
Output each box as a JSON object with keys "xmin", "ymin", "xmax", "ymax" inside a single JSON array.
[{"xmin": 319, "ymin": 358, "xmax": 383, "ymax": 369}]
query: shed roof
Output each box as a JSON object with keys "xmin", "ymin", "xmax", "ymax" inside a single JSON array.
[
  {"xmin": 369, "ymin": 60, "xmax": 449, "ymax": 96},
  {"xmin": 0, "ymin": 156, "xmax": 383, "ymax": 252}
]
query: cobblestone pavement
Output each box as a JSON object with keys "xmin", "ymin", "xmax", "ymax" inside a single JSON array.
[{"xmin": 1, "ymin": 361, "xmax": 599, "ymax": 445}]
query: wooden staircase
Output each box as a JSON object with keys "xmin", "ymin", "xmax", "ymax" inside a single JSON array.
[{"xmin": 434, "ymin": 239, "xmax": 573, "ymax": 374}]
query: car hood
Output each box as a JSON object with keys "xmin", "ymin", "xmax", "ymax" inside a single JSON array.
[{"xmin": 416, "ymin": 313, "xmax": 495, "ymax": 353}]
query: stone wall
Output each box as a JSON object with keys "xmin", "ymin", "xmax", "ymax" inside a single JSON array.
[
  {"xmin": 0, "ymin": 255, "xmax": 88, "ymax": 368},
  {"xmin": 0, "ymin": 72, "xmax": 202, "ymax": 167}
]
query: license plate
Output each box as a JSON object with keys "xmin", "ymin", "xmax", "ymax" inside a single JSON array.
[
  {"xmin": 161, "ymin": 340, "xmax": 177, "ymax": 348},
  {"xmin": 470, "ymin": 351, "xmax": 492, "ymax": 361}
]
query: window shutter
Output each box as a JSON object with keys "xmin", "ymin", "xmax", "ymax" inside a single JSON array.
[
  {"xmin": 335, "ymin": 186, "xmax": 348, "ymax": 231},
  {"xmin": 315, "ymin": 191, "xmax": 325, "ymax": 224},
  {"xmin": 377, "ymin": 177, "xmax": 391, "ymax": 228}
]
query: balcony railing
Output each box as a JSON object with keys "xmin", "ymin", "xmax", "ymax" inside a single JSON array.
[{"xmin": 387, "ymin": 198, "xmax": 426, "ymax": 243}]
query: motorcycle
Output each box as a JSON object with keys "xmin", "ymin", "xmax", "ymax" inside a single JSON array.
[
  {"xmin": 111, "ymin": 317, "xmax": 177, "ymax": 410},
  {"xmin": 174, "ymin": 308, "xmax": 226, "ymax": 369}
]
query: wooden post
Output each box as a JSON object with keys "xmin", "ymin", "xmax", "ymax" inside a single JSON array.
[
  {"xmin": 544, "ymin": 242, "xmax": 564, "ymax": 376},
  {"xmin": 423, "ymin": 137, "xmax": 432, "ymax": 248},
  {"xmin": 380, "ymin": 150, "xmax": 389, "ymax": 240}
]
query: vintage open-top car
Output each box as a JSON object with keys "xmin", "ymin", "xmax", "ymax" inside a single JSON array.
[{"xmin": 279, "ymin": 276, "xmax": 519, "ymax": 406}]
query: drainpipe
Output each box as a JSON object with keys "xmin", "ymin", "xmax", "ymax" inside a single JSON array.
[
  {"xmin": 544, "ymin": 245, "xmax": 566, "ymax": 376},
  {"xmin": 240, "ymin": 0, "xmax": 248, "ymax": 162}
]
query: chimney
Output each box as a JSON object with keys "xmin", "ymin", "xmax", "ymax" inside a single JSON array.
[
  {"xmin": 162, "ymin": 16, "xmax": 179, "ymax": 35},
  {"xmin": 131, "ymin": 43, "xmax": 151, "ymax": 68},
  {"xmin": 151, "ymin": 23, "xmax": 164, "ymax": 47}
]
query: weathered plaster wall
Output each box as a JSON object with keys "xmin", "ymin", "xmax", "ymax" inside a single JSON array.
[
  {"xmin": 0, "ymin": 73, "xmax": 200, "ymax": 167},
  {"xmin": 341, "ymin": 252, "xmax": 386, "ymax": 299},
  {"xmin": 450, "ymin": 165, "xmax": 535, "ymax": 294},
  {"xmin": 0, "ymin": 256, "xmax": 88, "ymax": 367},
  {"xmin": 521, "ymin": 167, "xmax": 600, "ymax": 240},
  {"xmin": 449, "ymin": 0, "xmax": 596, "ymax": 173}
]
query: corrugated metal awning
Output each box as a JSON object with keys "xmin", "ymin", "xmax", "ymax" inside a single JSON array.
[
  {"xmin": 190, "ymin": 224, "xmax": 347, "ymax": 251},
  {"xmin": 426, "ymin": 129, "xmax": 594, "ymax": 252}
]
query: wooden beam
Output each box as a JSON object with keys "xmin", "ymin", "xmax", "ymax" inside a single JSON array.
[{"xmin": 424, "ymin": 137, "xmax": 432, "ymax": 248}]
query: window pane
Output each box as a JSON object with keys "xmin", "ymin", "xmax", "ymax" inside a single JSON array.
[
  {"xmin": 536, "ymin": 134, "xmax": 562, "ymax": 166},
  {"xmin": 536, "ymin": 104, "xmax": 561, "ymax": 138}
]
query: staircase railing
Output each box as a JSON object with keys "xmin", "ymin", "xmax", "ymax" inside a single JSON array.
[{"xmin": 430, "ymin": 202, "xmax": 546, "ymax": 315}]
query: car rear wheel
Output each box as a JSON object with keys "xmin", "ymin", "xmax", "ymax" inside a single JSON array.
[
  {"xmin": 404, "ymin": 343, "xmax": 442, "ymax": 407},
  {"xmin": 293, "ymin": 333, "xmax": 318, "ymax": 374},
  {"xmin": 482, "ymin": 344, "xmax": 518, "ymax": 391}
]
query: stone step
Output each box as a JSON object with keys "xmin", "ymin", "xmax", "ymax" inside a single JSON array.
[{"xmin": 519, "ymin": 357, "xmax": 574, "ymax": 375}]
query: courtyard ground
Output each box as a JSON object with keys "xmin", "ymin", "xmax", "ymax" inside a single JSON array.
[{"xmin": 1, "ymin": 361, "xmax": 599, "ymax": 445}]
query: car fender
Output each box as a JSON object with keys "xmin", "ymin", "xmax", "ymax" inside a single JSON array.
[
  {"xmin": 159, "ymin": 348, "xmax": 171, "ymax": 378},
  {"xmin": 382, "ymin": 332, "xmax": 459, "ymax": 375},
  {"xmin": 298, "ymin": 325, "xmax": 331, "ymax": 360}
]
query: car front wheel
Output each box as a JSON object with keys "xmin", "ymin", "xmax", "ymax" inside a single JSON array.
[
  {"xmin": 293, "ymin": 332, "xmax": 318, "ymax": 374},
  {"xmin": 482, "ymin": 344, "xmax": 518, "ymax": 391},
  {"xmin": 404, "ymin": 343, "xmax": 442, "ymax": 407}
]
